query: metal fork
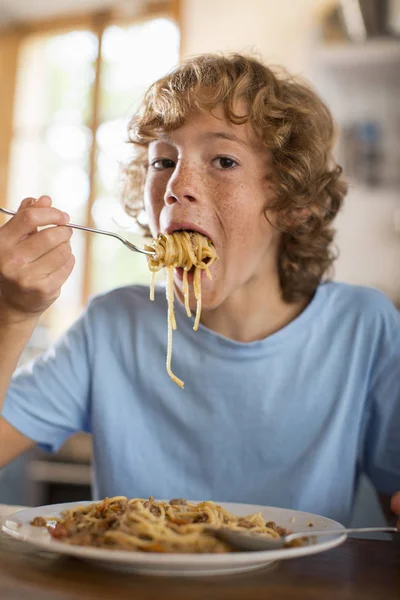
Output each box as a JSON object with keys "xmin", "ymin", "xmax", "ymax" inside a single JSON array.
[
  {"xmin": 0, "ymin": 207, "xmax": 155, "ymax": 256},
  {"xmin": 214, "ymin": 526, "xmax": 398, "ymax": 551}
]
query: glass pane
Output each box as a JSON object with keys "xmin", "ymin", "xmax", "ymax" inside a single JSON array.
[
  {"xmin": 100, "ymin": 19, "xmax": 180, "ymax": 121},
  {"xmin": 8, "ymin": 134, "xmax": 91, "ymax": 223},
  {"xmin": 90, "ymin": 193, "xmax": 155, "ymax": 293},
  {"xmin": 91, "ymin": 233, "xmax": 152, "ymax": 293},
  {"xmin": 45, "ymin": 32, "xmax": 97, "ymax": 127},
  {"xmin": 91, "ymin": 18, "xmax": 180, "ymax": 296}
]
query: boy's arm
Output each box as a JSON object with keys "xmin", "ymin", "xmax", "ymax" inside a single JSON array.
[
  {"xmin": 0, "ymin": 195, "xmax": 74, "ymax": 467},
  {"xmin": 0, "ymin": 312, "xmax": 39, "ymax": 468},
  {"xmin": 0, "ymin": 309, "xmax": 39, "ymax": 405},
  {"xmin": 0, "ymin": 418, "xmax": 34, "ymax": 469}
]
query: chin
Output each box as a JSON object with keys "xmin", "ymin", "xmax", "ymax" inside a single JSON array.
[{"xmin": 174, "ymin": 278, "xmax": 225, "ymax": 313}]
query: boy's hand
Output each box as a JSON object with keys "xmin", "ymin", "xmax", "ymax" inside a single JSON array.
[
  {"xmin": 0, "ymin": 195, "xmax": 75, "ymax": 323},
  {"xmin": 391, "ymin": 492, "xmax": 400, "ymax": 530}
]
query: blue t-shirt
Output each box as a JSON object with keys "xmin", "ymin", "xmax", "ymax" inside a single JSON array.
[{"xmin": 2, "ymin": 282, "xmax": 400, "ymax": 524}]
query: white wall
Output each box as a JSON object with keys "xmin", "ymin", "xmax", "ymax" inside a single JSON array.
[
  {"xmin": 181, "ymin": 0, "xmax": 333, "ymax": 73},
  {"xmin": 180, "ymin": 0, "xmax": 400, "ymax": 304},
  {"xmin": 311, "ymin": 55, "xmax": 400, "ymax": 302}
]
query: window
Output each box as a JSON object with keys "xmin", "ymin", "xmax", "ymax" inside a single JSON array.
[{"xmin": 6, "ymin": 15, "xmax": 180, "ymax": 336}]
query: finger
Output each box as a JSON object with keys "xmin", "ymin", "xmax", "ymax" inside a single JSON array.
[
  {"xmin": 2, "ymin": 206, "xmax": 70, "ymax": 243},
  {"xmin": 17, "ymin": 195, "xmax": 52, "ymax": 211},
  {"xmin": 38, "ymin": 253, "xmax": 76, "ymax": 299},
  {"xmin": 17, "ymin": 197, "xmax": 38, "ymax": 211},
  {"xmin": 16, "ymin": 225, "xmax": 73, "ymax": 264},
  {"xmin": 17, "ymin": 196, "xmax": 56, "ymax": 241},
  {"xmin": 21, "ymin": 241, "xmax": 74, "ymax": 282},
  {"xmin": 52, "ymin": 253, "xmax": 75, "ymax": 287},
  {"xmin": 1, "ymin": 240, "xmax": 73, "ymax": 290},
  {"xmin": 6, "ymin": 253, "xmax": 75, "ymax": 312},
  {"xmin": 35, "ymin": 195, "xmax": 53, "ymax": 208}
]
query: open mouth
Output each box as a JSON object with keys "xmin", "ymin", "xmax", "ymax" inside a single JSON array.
[
  {"xmin": 159, "ymin": 226, "xmax": 217, "ymax": 284},
  {"xmin": 166, "ymin": 225, "xmax": 215, "ymax": 247},
  {"xmin": 175, "ymin": 267, "xmax": 194, "ymax": 282}
]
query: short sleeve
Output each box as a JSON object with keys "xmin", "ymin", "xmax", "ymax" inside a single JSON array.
[
  {"xmin": 363, "ymin": 329, "xmax": 400, "ymax": 496},
  {"xmin": 1, "ymin": 305, "xmax": 93, "ymax": 453}
]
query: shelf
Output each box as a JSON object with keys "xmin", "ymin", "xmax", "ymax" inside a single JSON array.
[
  {"xmin": 317, "ymin": 38, "xmax": 400, "ymax": 67},
  {"xmin": 28, "ymin": 460, "xmax": 92, "ymax": 485},
  {"xmin": 346, "ymin": 183, "xmax": 400, "ymax": 200}
]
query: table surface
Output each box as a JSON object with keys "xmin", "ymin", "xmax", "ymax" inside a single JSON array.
[{"xmin": 1, "ymin": 505, "xmax": 400, "ymax": 600}]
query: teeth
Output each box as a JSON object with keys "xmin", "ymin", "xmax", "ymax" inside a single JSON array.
[{"xmin": 173, "ymin": 229, "xmax": 197, "ymax": 235}]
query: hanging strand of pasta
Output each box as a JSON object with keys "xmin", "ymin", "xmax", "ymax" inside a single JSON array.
[
  {"xmin": 166, "ymin": 265, "xmax": 183, "ymax": 388},
  {"xmin": 150, "ymin": 271, "xmax": 156, "ymax": 301},
  {"xmin": 145, "ymin": 232, "xmax": 218, "ymax": 388},
  {"xmin": 193, "ymin": 267, "xmax": 202, "ymax": 331},
  {"xmin": 182, "ymin": 269, "xmax": 191, "ymax": 317},
  {"xmin": 193, "ymin": 235, "xmax": 205, "ymax": 331}
]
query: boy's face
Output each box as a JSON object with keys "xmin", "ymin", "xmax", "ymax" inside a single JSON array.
[{"xmin": 143, "ymin": 103, "xmax": 281, "ymax": 310}]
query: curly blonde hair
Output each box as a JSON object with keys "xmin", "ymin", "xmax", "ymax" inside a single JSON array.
[{"xmin": 122, "ymin": 53, "xmax": 347, "ymax": 302}]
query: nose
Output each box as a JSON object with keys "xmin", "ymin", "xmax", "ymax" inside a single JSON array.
[{"xmin": 164, "ymin": 161, "xmax": 198, "ymax": 206}]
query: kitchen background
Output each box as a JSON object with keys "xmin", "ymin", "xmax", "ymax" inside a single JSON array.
[{"xmin": 0, "ymin": 0, "xmax": 399, "ymax": 532}]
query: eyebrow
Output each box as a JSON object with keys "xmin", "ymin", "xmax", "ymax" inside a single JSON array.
[
  {"xmin": 157, "ymin": 131, "xmax": 249, "ymax": 148},
  {"xmin": 198, "ymin": 131, "xmax": 249, "ymax": 148}
]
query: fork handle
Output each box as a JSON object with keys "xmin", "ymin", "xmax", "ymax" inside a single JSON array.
[
  {"xmin": 0, "ymin": 207, "xmax": 154, "ymax": 256},
  {"xmin": 286, "ymin": 526, "xmax": 398, "ymax": 543},
  {"xmin": 0, "ymin": 207, "xmax": 17, "ymax": 217},
  {"xmin": 1, "ymin": 207, "xmax": 111, "ymax": 233}
]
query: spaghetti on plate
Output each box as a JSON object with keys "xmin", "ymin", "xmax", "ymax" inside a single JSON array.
[{"xmin": 31, "ymin": 496, "xmax": 289, "ymax": 554}]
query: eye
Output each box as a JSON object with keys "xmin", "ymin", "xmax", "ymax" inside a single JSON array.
[
  {"xmin": 151, "ymin": 158, "xmax": 175, "ymax": 170},
  {"xmin": 212, "ymin": 156, "xmax": 238, "ymax": 170}
]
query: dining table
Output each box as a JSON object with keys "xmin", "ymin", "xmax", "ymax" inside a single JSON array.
[{"xmin": 1, "ymin": 504, "xmax": 399, "ymax": 600}]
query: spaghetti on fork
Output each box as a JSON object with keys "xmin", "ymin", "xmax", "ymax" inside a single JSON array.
[{"xmin": 145, "ymin": 231, "xmax": 218, "ymax": 388}]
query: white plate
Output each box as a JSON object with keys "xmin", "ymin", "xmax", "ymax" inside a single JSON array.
[{"xmin": 2, "ymin": 501, "xmax": 346, "ymax": 576}]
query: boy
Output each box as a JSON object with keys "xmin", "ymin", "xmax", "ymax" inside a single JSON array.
[{"xmin": 0, "ymin": 53, "xmax": 399, "ymax": 528}]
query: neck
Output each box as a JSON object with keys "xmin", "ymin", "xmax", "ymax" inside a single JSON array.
[{"xmin": 201, "ymin": 274, "xmax": 310, "ymax": 343}]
